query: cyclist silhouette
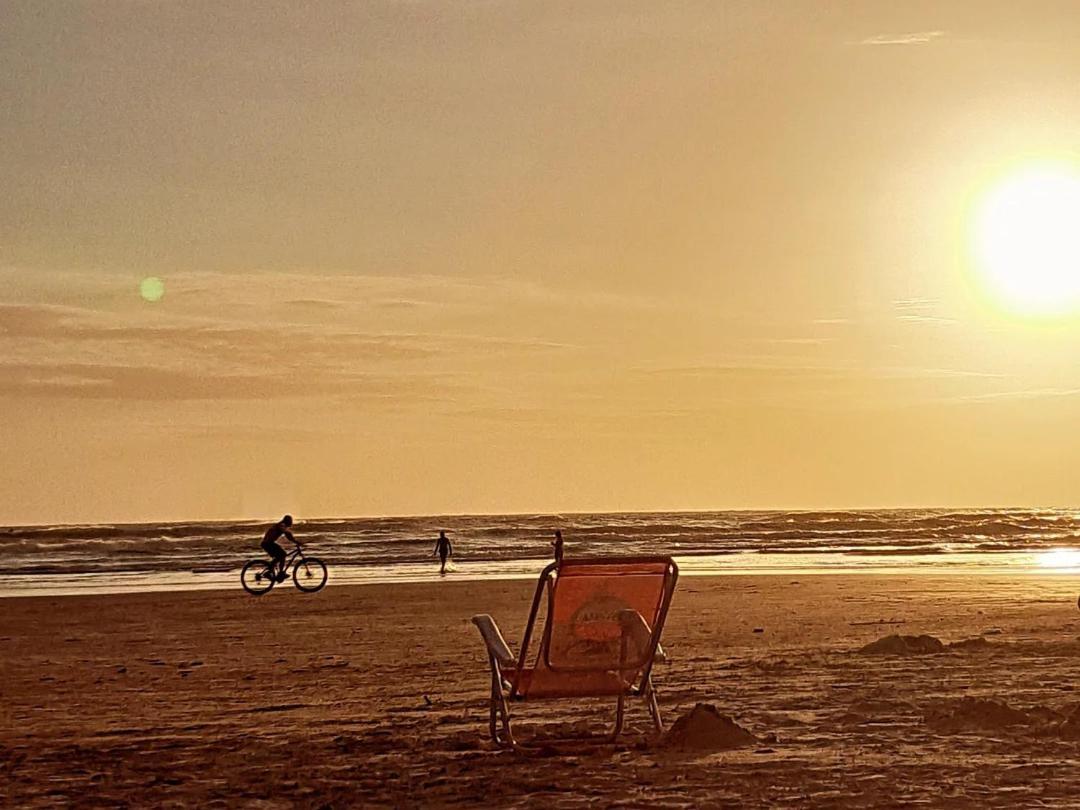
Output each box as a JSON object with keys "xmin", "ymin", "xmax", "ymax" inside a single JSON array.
[{"xmin": 262, "ymin": 515, "xmax": 294, "ymax": 582}]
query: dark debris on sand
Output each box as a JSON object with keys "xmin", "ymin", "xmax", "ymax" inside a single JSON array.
[
  {"xmin": 858, "ymin": 634, "xmax": 995, "ymax": 656},
  {"xmin": 858, "ymin": 634, "xmax": 945, "ymax": 655},
  {"xmin": 923, "ymin": 698, "xmax": 1080, "ymax": 739}
]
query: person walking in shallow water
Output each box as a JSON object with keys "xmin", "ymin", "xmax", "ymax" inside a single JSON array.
[
  {"xmin": 552, "ymin": 530, "xmax": 564, "ymax": 566},
  {"xmin": 434, "ymin": 530, "xmax": 453, "ymax": 575}
]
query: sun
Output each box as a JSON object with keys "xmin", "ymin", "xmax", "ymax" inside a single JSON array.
[{"xmin": 972, "ymin": 162, "xmax": 1080, "ymax": 317}]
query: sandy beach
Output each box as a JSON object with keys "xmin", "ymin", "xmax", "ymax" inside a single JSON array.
[
  {"xmin": 8, "ymin": 1, "xmax": 1080, "ymax": 806},
  {"xmin": 5, "ymin": 573, "xmax": 1080, "ymax": 807}
]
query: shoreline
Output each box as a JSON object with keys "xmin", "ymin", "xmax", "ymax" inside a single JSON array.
[{"xmin": 4, "ymin": 549, "xmax": 1080, "ymax": 599}]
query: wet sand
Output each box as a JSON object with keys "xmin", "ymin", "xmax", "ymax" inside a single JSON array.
[{"xmin": 5, "ymin": 574, "xmax": 1080, "ymax": 807}]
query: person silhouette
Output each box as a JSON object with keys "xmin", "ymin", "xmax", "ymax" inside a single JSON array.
[
  {"xmin": 553, "ymin": 530, "xmax": 564, "ymax": 566},
  {"xmin": 434, "ymin": 530, "xmax": 453, "ymax": 575},
  {"xmin": 262, "ymin": 515, "xmax": 294, "ymax": 582}
]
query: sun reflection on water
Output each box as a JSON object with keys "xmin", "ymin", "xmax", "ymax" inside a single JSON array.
[{"xmin": 1036, "ymin": 548, "xmax": 1080, "ymax": 570}]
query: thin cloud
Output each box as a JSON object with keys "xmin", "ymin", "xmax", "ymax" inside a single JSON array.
[
  {"xmin": 860, "ymin": 31, "xmax": 945, "ymax": 46},
  {"xmin": 892, "ymin": 297, "xmax": 958, "ymax": 326},
  {"xmin": 637, "ymin": 364, "xmax": 997, "ymax": 383},
  {"xmin": 760, "ymin": 337, "xmax": 832, "ymax": 346},
  {"xmin": 896, "ymin": 314, "xmax": 960, "ymax": 326},
  {"xmin": 0, "ymin": 361, "xmax": 461, "ymax": 403},
  {"xmin": 957, "ymin": 388, "xmax": 1080, "ymax": 403},
  {"xmin": 283, "ymin": 299, "xmax": 345, "ymax": 309}
]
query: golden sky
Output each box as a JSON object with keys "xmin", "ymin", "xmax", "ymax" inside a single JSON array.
[{"xmin": 3, "ymin": 2, "xmax": 1080, "ymax": 523}]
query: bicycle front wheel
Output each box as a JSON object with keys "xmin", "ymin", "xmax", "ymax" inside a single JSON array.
[
  {"xmin": 241, "ymin": 559, "xmax": 276, "ymax": 595},
  {"xmin": 292, "ymin": 557, "xmax": 328, "ymax": 593}
]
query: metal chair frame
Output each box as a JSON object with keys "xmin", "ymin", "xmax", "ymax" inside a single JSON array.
[{"xmin": 473, "ymin": 556, "xmax": 678, "ymax": 750}]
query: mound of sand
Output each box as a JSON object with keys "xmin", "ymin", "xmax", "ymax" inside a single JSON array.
[
  {"xmin": 660, "ymin": 704, "xmax": 758, "ymax": 751},
  {"xmin": 924, "ymin": 697, "xmax": 1050, "ymax": 733},
  {"xmin": 858, "ymin": 634, "xmax": 945, "ymax": 656},
  {"xmin": 946, "ymin": 637, "xmax": 993, "ymax": 651},
  {"xmin": 858, "ymin": 634, "xmax": 996, "ymax": 656}
]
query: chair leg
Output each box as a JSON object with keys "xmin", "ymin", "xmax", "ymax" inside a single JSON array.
[
  {"xmin": 496, "ymin": 694, "xmax": 515, "ymax": 748},
  {"xmin": 645, "ymin": 676, "xmax": 664, "ymax": 734},
  {"xmin": 490, "ymin": 689, "xmax": 520, "ymax": 750},
  {"xmin": 498, "ymin": 694, "xmax": 635, "ymax": 750},
  {"xmin": 487, "ymin": 658, "xmax": 516, "ymax": 748},
  {"xmin": 487, "ymin": 659, "xmax": 500, "ymax": 743},
  {"xmin": 488, "ymin": 694, "xmax": 499, "ymax": 744},
  {"xmin": 608, "ymin": 693, "xmax": 626, "ymax": 741}
]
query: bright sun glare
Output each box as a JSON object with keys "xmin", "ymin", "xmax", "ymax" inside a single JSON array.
[
  {"xmin": 973, "ymin": 163, "xmax": 1080, "ymax": 316},
  {"xmin": 1037, "ymin": 548, "xmax": 1080, "ymax": 569}
]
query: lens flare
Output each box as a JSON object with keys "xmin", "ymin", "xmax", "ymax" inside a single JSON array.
[{"xmin": 139, "ymin": 276, "xmax": 166, "ymax": 303}]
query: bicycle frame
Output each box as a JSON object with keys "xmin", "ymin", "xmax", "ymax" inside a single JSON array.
[
  {"xmin": 263, "ymin": 540, "xmax": 308, "ymax": 574},
  {"xmin": 281, "ymin": 541, "xmax": 311, "ymax": 569}
]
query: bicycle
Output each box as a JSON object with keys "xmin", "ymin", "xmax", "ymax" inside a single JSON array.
[{"xmin": 241, "ymin": 539, "xmax": 328, "ymax": 595}]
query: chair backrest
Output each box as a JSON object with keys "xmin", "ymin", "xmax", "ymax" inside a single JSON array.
[{"xmin": 512, "ymin": 556, "xmax": 678, "ymax": 696}]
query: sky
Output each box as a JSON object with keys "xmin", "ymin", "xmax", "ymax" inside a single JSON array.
[{"xmin": 4, "ymin": 1, "xmax": 1080, "ymax": 524}]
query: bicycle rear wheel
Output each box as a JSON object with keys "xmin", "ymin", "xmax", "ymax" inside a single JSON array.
[
  {"xmin": 241, "ymin": 559, "xmax": 276, "ymax": 595},
  {"xmin": 292, "ymin": 557, "xmax": 328, "ymax": 593}
]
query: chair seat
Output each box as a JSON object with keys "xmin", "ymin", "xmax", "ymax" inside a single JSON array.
[{"xmin": 503, "ymin": 666, "xmax": 635, "ymax": 699}]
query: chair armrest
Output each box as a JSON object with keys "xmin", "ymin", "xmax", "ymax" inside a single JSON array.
[{"xmin": 472, "ymin": 614, "xmax": 515, "ymax": 669}]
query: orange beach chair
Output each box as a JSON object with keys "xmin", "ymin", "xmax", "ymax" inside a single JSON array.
[{"xmin": 472, "ymin": 556, "xmax": 678, "ymax": 748}]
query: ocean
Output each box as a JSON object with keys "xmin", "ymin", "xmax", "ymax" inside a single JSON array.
[{"xmin": 3, "ymin": 509, "xmax": 1080, "ymax": 597}]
